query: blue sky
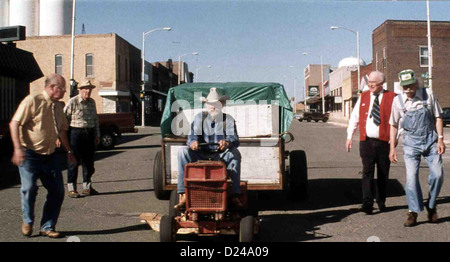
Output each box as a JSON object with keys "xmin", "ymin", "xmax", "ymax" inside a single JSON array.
[{"xmin": 76, "ymin": 0, "xmax": 450, "ymax": 101}]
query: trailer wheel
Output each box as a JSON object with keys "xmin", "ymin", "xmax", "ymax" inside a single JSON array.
[
  {"xmin": 323, "ymin": 117, "xmax": 328, "ymax": 123},
  {"xmin": 160, "ymin": 215, "xmax": 176, "ymax": 242},
  {"xmin": 169, "ymin": 190, "xmax": 182, "ymax": 217},
  {"xmin": 288, "ymin": 150, "xmax": 308, "ymax": 201},
  {"xmin": 239, "ymin": 215, "xmax": 254, "ymax": 242},
  {"xmin": 153, "ymin": 151, "xmax": 170, "ymax": 200},
  {"xmin": 307, "ymin": 117, "xmax": 312, "ymax": 122}
]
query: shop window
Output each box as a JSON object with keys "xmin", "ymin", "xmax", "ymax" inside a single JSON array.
[{"xmin": 55, "ymin": 55, "xmax": 63, "ymax": 75}]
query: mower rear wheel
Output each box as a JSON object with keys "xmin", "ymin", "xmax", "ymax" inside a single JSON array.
[{"xmin": 239, "ymin": 215, "xmax": 254, "ymax": 242}]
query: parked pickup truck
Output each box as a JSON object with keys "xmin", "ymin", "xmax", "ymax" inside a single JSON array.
[
  {"xmin": 296, "ymin": 111, "xmax": 329, "ymax": 123},
  {"xmin": 98, "ymin": 112, "xmax": 138, "ymax": 149}
]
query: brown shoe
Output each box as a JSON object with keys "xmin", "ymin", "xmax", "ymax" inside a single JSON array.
[
  {"xmin": 426, "ymin": 206, "xmax": 438, "ymax": 223},
  {"xmin": 21, "ymin": 222, "xmax": 32, "ymax": 237},
  {"xmin": 39, "ymin": 230, "xmax": 62, "ymax": 238},
  {"xmin": 404, "ymin": 212, "xmax": 418, "ymax": 227},
  {"xmin": 68, "ymin": 191, "xmax": 80, "ymax": 198},
  {"xmin": 81, "ymin": 188, "xmax": 99, "ymax": 196}
]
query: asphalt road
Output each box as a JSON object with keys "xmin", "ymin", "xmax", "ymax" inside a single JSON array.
[{"xmin": 0, "ymin": 120, "xmax": 449, "ymax": 242}]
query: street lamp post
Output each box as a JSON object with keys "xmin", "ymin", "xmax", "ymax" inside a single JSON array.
[
  {"xmin": 178, "ymin": 52, "xmax": 199, "ymax": 85},
  {"xmin": 303, "ymin": 52, "xmax": 325, "ymax": 113},
  {"xmin": 289, "ymin": 65, "xmax": 297, "ymax": 107},
  {"xmin": 195, "ymin": 65, "xmax": 212, "ymax": 82},
  {"xmin": 330, "ymin": 26, "xmax": 361, "ymax": 92},
  {"xmin": 426, "ymin": 0, "xmax": 433, "ymax": 92},
  {"xmin": 141, "ymin": 27, "xmax": 171, "ymax": 127}
]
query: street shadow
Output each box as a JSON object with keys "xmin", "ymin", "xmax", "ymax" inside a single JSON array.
[
  {"xmin": 115, "ymin": 134, "xmax": 155, "ymax": 146},
  {"xmin": 114, "ymin": 144, "xmax": 160, "ymax": 150},
  {"xmin": 61, "ymin": 224, "xmax": 149, "ymax": 236},
  {"xmin": 0, "ymin": 159, "xmax": 20, "ymax": 190},
  {"xmin": 95, "ymin": 188, "xmax": 154, "ymax": 196},
  {"xmin": 94, "ymin": 150, "xmax": 124, "ymax": 161},
  {"xmin": 253, "ymin": 178, "xmax": 406, "ymax": 212},
  {"xmin": 256, "ymin": 208, "xmax": 359, "ymax": 242}
]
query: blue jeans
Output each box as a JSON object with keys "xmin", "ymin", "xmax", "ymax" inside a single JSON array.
[
  {"xmin": 177, "ymin": 147, "xmax": 241, "ymax": 194},
  {"xmin": 18, "ymin": 149, "xmax": 65, "ymax": 231},
  {"xmin": 403, "ymin": 133, "xmax": 444, "ymax": 213}
]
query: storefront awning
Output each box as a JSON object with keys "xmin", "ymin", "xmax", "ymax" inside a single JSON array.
[{"xmin": 0, "ymin": 43, "xmax": 43, "ymax": 82}]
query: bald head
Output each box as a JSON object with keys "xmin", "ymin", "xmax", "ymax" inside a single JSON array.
[
  {"xmin": 45, "ymin": 74, "xmax": 65, "ymax": 88},
  {"xmin": 44, "ymin": 74, "xmax": 66, "ymax": 101}
]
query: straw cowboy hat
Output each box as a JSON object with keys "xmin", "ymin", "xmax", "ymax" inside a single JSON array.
[
  {"xmin": 200, "ymin": 88, "xmax": 230, "ymax": 103},
  {"xmin": 78, "ymin": 80, "xmax": 96, "ymax": 89}
]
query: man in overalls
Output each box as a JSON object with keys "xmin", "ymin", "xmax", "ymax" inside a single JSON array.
[
  {"xmin": 389, "ymin": 69, "xmax": 445, "ymax": 227},
  {"xmin": 176, "ymin": 88, "xmax": 242, "ymax": 209}
]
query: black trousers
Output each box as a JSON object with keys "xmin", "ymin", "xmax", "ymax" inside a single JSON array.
[
  {"xmin": 359, "ymin": 138, "xmax": 390, "ymax": 207},
  {"xmin": 67, "ymin": 128, "xmax": 96, "ymax": 186}
]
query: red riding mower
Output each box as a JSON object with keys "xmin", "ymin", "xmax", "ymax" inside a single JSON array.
[{"xmin": 159, "ymin": 143, "xmax": 258, "ymax": 242}]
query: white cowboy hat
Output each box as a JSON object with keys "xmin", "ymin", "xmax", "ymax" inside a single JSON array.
[
  {"xmin": 200, "ymin": 87, "xmax": 230, "ymax": 103},
  {"xmin": 78, "ymin": 80, "xmax": 96, "ymax": 89}
]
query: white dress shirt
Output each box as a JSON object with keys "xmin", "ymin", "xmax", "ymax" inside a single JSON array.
[{"xmin": 347, "ymin": 91, "xmax": 385, "ymax": 140}]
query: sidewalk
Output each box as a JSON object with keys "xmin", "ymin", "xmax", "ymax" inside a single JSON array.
[{"xmin": 328, "ymin": 117, "xmax": 450, "ymax": 145}]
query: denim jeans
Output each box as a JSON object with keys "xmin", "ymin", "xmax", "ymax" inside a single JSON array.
[
  {"xmin": 18, "ymin": 149, "xmax": 65, "ymax": 231},
  {"xmin": 177, "ymin": 147, "xmax": 241, "ymax": 194},
  {"xmin": 402, "ymin": 105, "xmax": 444, "ymax": 213},
  {"xmin": 403, "ymin": 133, "xmax": 444, "ymax": 212}
]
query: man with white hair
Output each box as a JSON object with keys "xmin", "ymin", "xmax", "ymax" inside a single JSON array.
[
  {"xmin": 176, "ymin": 88, "xmax": 242, "ymax": 209},
  {"xmin": 346, "ymin": 71, "xmax": 397, "ymax": 215}
]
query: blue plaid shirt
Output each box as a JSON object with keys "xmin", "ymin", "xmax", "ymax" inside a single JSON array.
[{"xmin": 187, "ymin": 112, "xmax": 239, "ymax": 150}]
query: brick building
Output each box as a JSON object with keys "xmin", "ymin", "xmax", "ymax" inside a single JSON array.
[
  {"xmin": 303, "ymin": 64, "xmax": 331, "ymax": 112},
  {"xmin": 15, "ymin": 33, "xmax": 189, "ymax": 125},
  {"xmin": 373, "ymin": 20, "xmax": 450, "ymax": 107}
]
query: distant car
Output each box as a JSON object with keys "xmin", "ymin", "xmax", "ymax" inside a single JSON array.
[
  {"xmin": 297, "ymin": 111, "xmax": 329, "ymax": 123},
  {"xmin": 294, "ymin": 112, "xmax": 304, "ymax": 121},
  {"xmin": 98, "ymin": 112, "xmax": 138, "ymax": 149},
  {"xmin": 442, "ymin": 107, "xmax": 450, "ymax": 126}
]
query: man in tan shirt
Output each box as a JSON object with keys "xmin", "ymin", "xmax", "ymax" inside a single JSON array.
[{"xmin": 10, "ymin": 74, "xmax": 76, "ymax": 238}]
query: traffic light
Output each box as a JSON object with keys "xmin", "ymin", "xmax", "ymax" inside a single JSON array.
[
  {"xmin": 421, "ymin": 72, "xmax": 430, "ymax": 88},
  {"xmin": 70, "ymin": 79, "xmax": 78, "ymax": 98}
]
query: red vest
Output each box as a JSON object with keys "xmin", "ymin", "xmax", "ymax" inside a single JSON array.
[{"xmin": 359, "ymin": 90, "xmax": 396, "ymax": 142}]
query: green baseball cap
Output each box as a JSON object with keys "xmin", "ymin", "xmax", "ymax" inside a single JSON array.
[{"xmin": 398, "ymin": 69, "xmax": 417, "ymax": 86}]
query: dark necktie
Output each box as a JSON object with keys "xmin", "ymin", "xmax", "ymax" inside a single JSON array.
[{"xmin": 371, "ymin": 93, "xmax": 381, "ymax": 126}]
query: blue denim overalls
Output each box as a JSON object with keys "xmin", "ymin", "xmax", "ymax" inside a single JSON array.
[{"xmin": 399, "ymin": 89, "xmax": 444, "ymax": 212}]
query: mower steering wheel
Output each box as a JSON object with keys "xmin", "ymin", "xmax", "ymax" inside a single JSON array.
[{"xmin": 197, "ymin": 142, "xmax": 221, "ymax": 153}]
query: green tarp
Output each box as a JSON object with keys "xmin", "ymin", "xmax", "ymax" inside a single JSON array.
[{"xmin": 160, "ymin": 82, "xmax": 293, "ymax": 138}]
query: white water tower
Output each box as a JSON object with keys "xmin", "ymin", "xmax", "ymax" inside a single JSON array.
[
  {"xmin": 40, "ymin": 0, "xmax": 73, "ymax": 36},
  {"xmin": 8, "ymin": 0, "xmax": 39, "ymax": 36},
  {"xmin": 5, "ymin": 0, "xmax": 73, "ymax": 36}
]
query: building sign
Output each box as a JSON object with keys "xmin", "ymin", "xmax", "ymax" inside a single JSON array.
[
  {"xmin": 334, "ymin": 96, "xmax": 342, "ymax": 103},
  {"xmin": 309, "ymin": 86, "xmax": 319, "ymax": 96}
]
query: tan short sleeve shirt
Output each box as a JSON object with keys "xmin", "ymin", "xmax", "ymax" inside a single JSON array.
[{"xmin": 12, "ymin": 91, "xmax": 68, "ymax": 155}]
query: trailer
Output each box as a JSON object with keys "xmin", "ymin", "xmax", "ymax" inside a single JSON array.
[{"xmin": 153, "ymin": 82, "xmax": 308, "ymax": 201}]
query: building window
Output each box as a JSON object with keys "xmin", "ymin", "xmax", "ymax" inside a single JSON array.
[
  {"xmin": 86, "ymin": 54, "xmax": 94, "ymax": 77},
  {"xmin": 419, "ymin": 46, "xmax": 429, "ymax": 67},
  {"xmin": 55, "ymin": 55, "xmax": 63, "ymax": 75},
  {"xmin": 382, "ymin": 47, "xmax": 387, "ymax": 68}
]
